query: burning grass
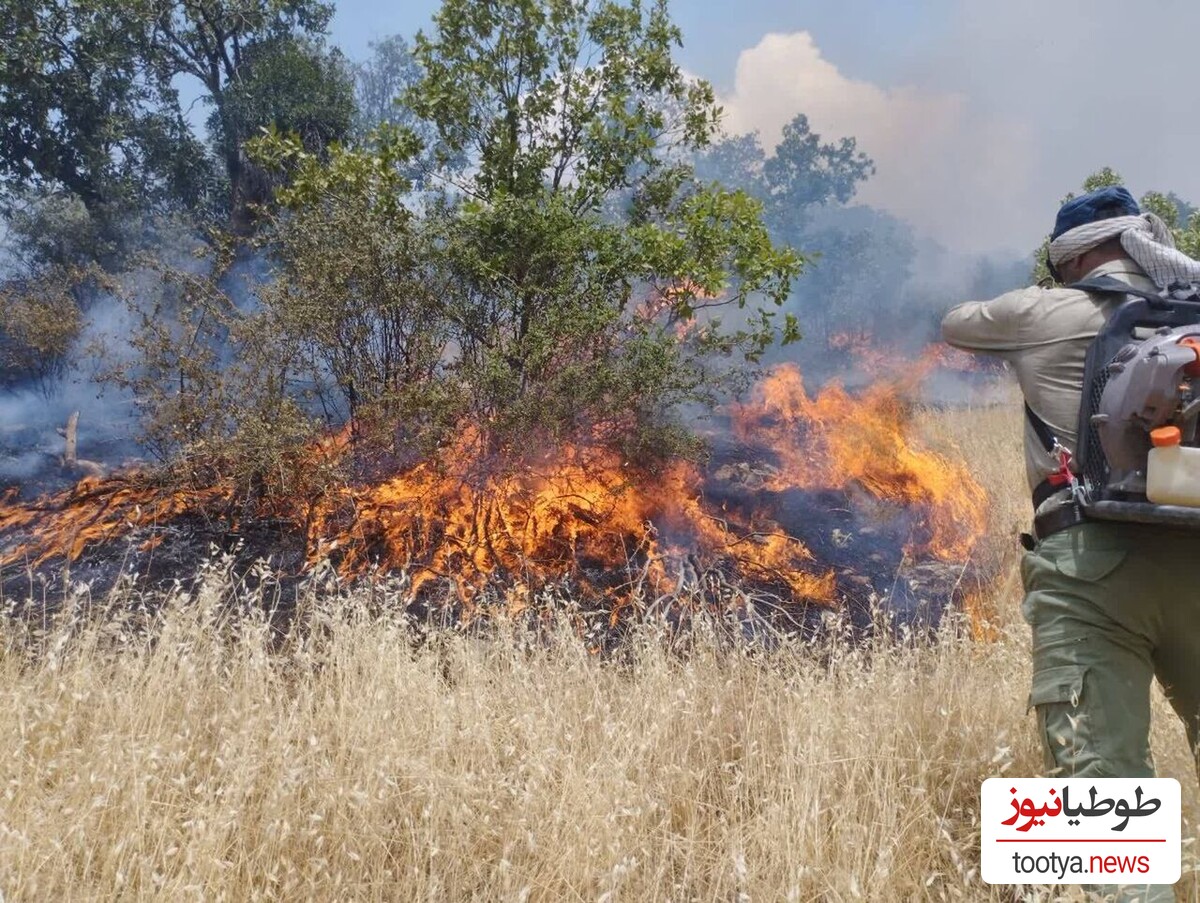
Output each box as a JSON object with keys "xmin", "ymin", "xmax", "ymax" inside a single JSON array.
[
  {"xmin": 0, "ymin": 362, "xmax": 988, "ymax": 629},
  {"xmin": 1, "ymin": 394, "xmax": 1199, "ymax": 900}
]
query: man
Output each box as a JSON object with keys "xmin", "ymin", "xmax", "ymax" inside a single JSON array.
[
  {"xmin": 944, "ymin": 187, "xmax": 1200, "ymax": 771},
  {"xmin": 944, "ymin": 186, "xmax": 1200, "ymax": 900}
]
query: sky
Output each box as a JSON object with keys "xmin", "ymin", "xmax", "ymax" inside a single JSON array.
[{"xmin": 330, "ymin": 0, "xmax": 1200, "ymax": 255}]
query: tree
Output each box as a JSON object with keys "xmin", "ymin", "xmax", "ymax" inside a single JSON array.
[
  {"xmin": 350, "ymin": 35, "xmax": 457, "ymax": 184},
  {"xmin": 251, "ymin": 126, "xmax": 449, "ymax": 445},
  {"xmin": 207, "ymin": 35, "xmax": 355, "ymax": 216},
  {"xmin": 250, "ymin": 0, "xmax": 801, "ymax": 466},
  {"xmin": 691, "ymin": 132, "xmax": 765, "ymax": 197},
  {"xmin": 406, "ymin": 0, "xmax": 800, "ymax": 455},
  {"xmin": 0, "ymin": 0, "xmax": 213, "ymax": 228},
  {"xmin": 783, "ymin": 204, "xmax": 915, "ymax": 345},
  {"xmin": 691, "ymin": 119, "xmax": 887, "ymax": 347},
  {"xmin": 352, "ymin": 35, "xmax": 423, "ymax": 138},
  {"xmin": 213, "ymin": 37, "xmax": 353, "ymax": 157},
  {"xmin": 0, "ymin": 0, "xmax": 208, "ymax": 388},
  {"xmin": 763, "ymin": 114, "xmax": 874, "ymax": 236},
  {"xmin": 145, "ymin": 0, "xmax": 334, "ymax": 228},
  {"xmin": 692, "ymin": 117, "xmax": 874, "ymax": 222}
]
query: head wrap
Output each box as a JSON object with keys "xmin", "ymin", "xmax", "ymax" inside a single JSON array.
[
  {"xmin": 1051, "ymin": 186, "xmax": 1141, "ymax": 241},
  {"xmin": 1047, "ymin": 186, "xmax": 1200, "ymax": 289}
]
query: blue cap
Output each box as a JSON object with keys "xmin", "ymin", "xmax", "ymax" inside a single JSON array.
[{"xmin": 1051, "ymin": 186, "xmax": 1140, "ymax": 241}]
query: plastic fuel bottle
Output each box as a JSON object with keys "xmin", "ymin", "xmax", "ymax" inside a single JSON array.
[{"xmin": 1146, "ymin": 425, "xmax": 1200, "ymax": 506}]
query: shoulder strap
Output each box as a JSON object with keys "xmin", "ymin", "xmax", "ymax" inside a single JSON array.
[
  {"xmin": 1028, "ymin": 277, "xmax": 1166, "ymax": 453},
  {"xmin": 1024, "ymin": 402, "xmax": 1059, "ymax": 454},
  {"xmin": 1068, "ymin": 275, "xmax": 1172, "ymax": 309}
]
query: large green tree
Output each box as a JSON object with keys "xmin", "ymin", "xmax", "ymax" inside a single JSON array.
[
  {"xmin": 691, "ymin": 117, "xmax": 892, "ymax": 344},
  {"xmin": 207, "ymin": 35, "xmax": 355, "ymax": 217},
  {"xmin": 0, "ymin": 0, "xmax": 353, "ymax": 390},
  {"xmin": 251, "ymin": 0, "xmax": 801, "ymax": 465},
  {"xmin": 144, "ymin": 0, "xmax": 335, "ymax": 227},
  {"xmin": 763, "ymin": 114, "xmax": 874, "ymax": 236},
  {"xmin": 0, "ymin": 0, "xmax": 212, "ymax": 226}
]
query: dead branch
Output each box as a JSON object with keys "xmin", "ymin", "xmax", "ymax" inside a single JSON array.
[{"xmin": 57, "ymin": 411, "xmax": 107, "ymax": 479}]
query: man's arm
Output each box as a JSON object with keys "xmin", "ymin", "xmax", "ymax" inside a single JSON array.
[{"xmin": 941, "ymin": 288, "xmax": 1035, "ymax": 353}]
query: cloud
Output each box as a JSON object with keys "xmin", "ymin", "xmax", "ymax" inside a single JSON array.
[{"xmin": 718, "ymin": 31, "xmax": 1039, "ymax": 254}]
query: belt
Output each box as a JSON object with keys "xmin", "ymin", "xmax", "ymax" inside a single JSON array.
[
  {"xmin": 1020, "ymin": 503, "xmax": 1087, "ymax": 550},
  {"xmin": 1032, "ymin": 477, "xmax": 1071, "ymax": 509}
]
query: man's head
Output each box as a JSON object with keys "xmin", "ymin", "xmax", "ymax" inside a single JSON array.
[{"xmin": 1049, "ymin": 185, "xmax": 1140, "ymax": 284}]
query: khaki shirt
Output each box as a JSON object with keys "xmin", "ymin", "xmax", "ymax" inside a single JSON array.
[{"xmin": 941, "ymin": 258, "xmax": 1157, "ymax": 495}]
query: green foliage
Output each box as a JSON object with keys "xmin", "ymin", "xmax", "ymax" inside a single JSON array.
[
  {"xmin": 0, "ymin": 0, "xmax": 351, "ymax": 393},
  {"xmin": 693, "ymin": 115, "xmax": 875, "ymax": 225},
  {"xmin": 0, "ymin": 272, "xmax": 85, "ymax": 389},
  {"xmin": 245, "ymin": 0, "xmax": 801, "ymax": 467},
  {"xmin": 0, "ymin": 0, "xmax": 214, "ymax": 218},
  {"xmin": 208, "ymin": 36, "xmax": 355, "ymax": 219},
  {"xmin": 690, "ymin": 118, "xmax": 886, "ymax": 342},
  {"xmin": 211, "ymin": 38, "xmax": 354, "ymax": 158},
  {"xmin": 2, "ymin": 0, "xmax": 811, "ymax": 490},
  {"xmin": 96, "ymin": 251, "xmax": 330, "ymax": 497},
  {"xmin": 0, "ymin": 0, "xmax": 347, "ymax": 252},
  {"xmin": 351, "ymin": 35, "xmax": 456, "ymax": 181},
  {"xmin": 763, "ymin": 114, "xmax": 874, "ymax": 233},
  {"xmin": 250, "ymin": 126, "xmax": 454, "ymax": 451},
  {"xmin": 1081, "ymin": 167, "xmax": 1123, "ymax": 193},
  {"xmin": 144, "ymin": 0, "xmax": 336, "ymax": 226},
  {"xmin": 409, "ymin": 0, "xmax": 720, "ymax": 201}
]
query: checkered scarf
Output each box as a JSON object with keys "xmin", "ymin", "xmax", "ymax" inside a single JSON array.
[{"xmin": 1048, "ymin": 212, "xmax": 1200, "ymax": 289}]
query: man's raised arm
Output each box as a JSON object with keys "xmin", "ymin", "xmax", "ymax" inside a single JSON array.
[{"xmin": 941, "ymin": 289, "xmax": 1031, "ymax": 353}]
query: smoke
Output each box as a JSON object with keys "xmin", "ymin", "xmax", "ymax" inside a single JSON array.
[
  {"xmin": 926, "ymin": 0, "xmax": 1200, "ymax": 220},
  {"xmin": 718, "ymin": 31, "xmax": 1037, "ymax": 256},
  {"xmin": 717, "ymin": 14, "xmax": 1200, "ymax": 258},
  {"xmin": 0, "ymin": 376, "xmax": 136, "ymax": 484},
  {"xmin": 0, "ymin": 223, "xmax": 271, "ymax": 490},
  {"xmin": 0, "ymin": 277, "xmax": 143, "ymax": 485}
]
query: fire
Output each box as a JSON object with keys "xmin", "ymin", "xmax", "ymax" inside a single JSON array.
[
  {"xmin": 0, "ymin": 362, "xmax": 987, "ymax": 619},
  {"xmin": 733, "ymin": 364, "xmax": 986, "ymax": 562},
  {"xmin": 305, "ymin": 428, "xmax": 835, "ymax": 609},
  {"xmin": 0, "ymin": 476, "xmax": 236, "ymax": 567},
  {"xmin": 828, "ymin": 331, "xmax": 983, "ymax": 384}
]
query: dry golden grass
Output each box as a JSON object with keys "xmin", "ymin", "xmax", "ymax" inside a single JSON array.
[{"xmin": 0, "ymin": 376, "xmax": 1197, "ymax": 901}]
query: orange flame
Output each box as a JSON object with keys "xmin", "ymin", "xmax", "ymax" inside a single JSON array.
[
  {"xmin": 732, "ymin": 363, "xmax": 986, "ymax": 562},
  {"xmin": 828, "ymin": 331, "xmax": 983, "ymax": 384},
  {"xmin": 0, "ymin": 362, "xmax": 987, "ymax": 614},
  {"xmin": 0, "ymin": 477, "xmax": 235, "ymax": 567},
  {"xmin": 304, "ymin": 428, "xmax": 834, "ymax": 608}
]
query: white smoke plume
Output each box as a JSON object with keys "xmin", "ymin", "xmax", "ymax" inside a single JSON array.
[{"xmin": 717, "ymin": 31, "xmax": 1036, "ymax": 255}]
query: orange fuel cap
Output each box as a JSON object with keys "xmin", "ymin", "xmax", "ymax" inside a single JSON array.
[{"xmin": 1151, "ymin": 425, "xmax": 1182, "ymax": 447}]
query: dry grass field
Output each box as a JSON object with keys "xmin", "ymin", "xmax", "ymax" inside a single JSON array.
[{"xmin": 1, "ymin": 383, "xmax": 1198, "ymax": 901}]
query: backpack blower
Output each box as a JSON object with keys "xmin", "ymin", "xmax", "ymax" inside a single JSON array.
[{"xmin": 1061, "ymin": 276, "xmax": 1200, "ymax": 525}]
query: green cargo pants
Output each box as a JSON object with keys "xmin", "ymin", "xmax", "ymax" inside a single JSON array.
[
  {"xmin": 1021, "ymin": 520, "xmax": 1200, "ymax": 779},
  {"xmin": 1022, "ymin": 520, "xmax": 1200, "ymax": 903}
]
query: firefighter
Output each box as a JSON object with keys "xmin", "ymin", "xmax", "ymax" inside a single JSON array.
[{"xmin": 943, "ymin": 187, "xmax": 1200, "ymax": 901}]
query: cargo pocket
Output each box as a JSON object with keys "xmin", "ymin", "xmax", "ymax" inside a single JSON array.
[
  {"xmin": 1028, "ymin": 664, "xmax": 1094, "ymax": 776},
  {"xmin": 1050, "ymin": 548, "xmax": 1127, "ymax": 583}
]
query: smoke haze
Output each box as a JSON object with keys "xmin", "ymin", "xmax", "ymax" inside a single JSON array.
[{"xmin": 714, "ymin": 4, "xmax": 1200, "ymax": 255}]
